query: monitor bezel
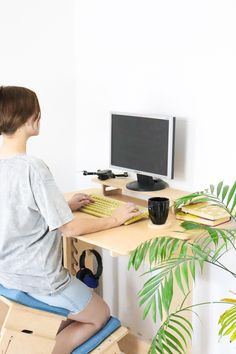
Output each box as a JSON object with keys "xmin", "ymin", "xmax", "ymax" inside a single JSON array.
[{"xmin": 110, "ymin": 112, "xmax": 176, "ymax": 180}]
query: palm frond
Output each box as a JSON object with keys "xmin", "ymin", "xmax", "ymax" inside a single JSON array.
[
  {"xmin": 149, "ymin": 311, "xmax": 193, "ymax": 354},
  {"xmin": 219, "ymin": 300, "xmax": 236, "ymax": 342},
  {"xmin": 174, "ymin": 180, "xmax": 236, "ymax": 222},
  {"xmin": 129, "ymin": 224, "xmax": 236, "ymax": 323}
]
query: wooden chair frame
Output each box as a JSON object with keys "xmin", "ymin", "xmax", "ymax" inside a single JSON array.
[{"xmin": 0, "ymin": 296, "xmax": 128, "ymax": 354}]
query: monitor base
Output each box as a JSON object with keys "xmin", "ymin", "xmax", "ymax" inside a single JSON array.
[{"xmin": 126, "ymin": 174, "xmax": 168, "ymax": 192}]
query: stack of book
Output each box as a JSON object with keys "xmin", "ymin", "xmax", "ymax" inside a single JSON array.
[{"xmin": 175, "ymin": 202, "xmax": 231, "ymax": 226}]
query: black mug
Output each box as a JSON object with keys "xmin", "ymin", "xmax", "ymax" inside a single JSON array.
[{"xmin": 148, "ymin": 197, "xmax": 170, "ymax": 225}]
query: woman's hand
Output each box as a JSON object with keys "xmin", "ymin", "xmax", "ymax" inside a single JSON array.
[
  {"xmin": 111, "ymin": 202, "xmax": 141, "ymax": 226},
  {"xmin": 68, "ymin": 193, "xmax": 94, "ymax": 212}
]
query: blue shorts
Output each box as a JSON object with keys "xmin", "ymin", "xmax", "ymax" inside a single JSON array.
[{"xmin": 27, "ymin": 276, "xmax": 93, "ymax": 315}]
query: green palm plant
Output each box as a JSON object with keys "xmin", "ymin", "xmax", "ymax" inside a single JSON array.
[{"xmin": 128, "ymin": 181, "xmax": 236, "ymax": 353}]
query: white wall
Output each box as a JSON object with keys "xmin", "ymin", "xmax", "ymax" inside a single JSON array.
[
  {"xmin": 75, "ymin": 0, "xmax": 235, "ymax": 192},
  {"xmin": 75, "ymin": 1, "xmax": 236, "ymax": 353},
  {"xmin": 0, "ymin": 0, "xmax": 77, "ymax": 192}
]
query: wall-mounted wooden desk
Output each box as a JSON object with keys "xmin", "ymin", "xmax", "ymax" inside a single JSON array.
[{"xmin": 63, "ymin": 179, "xmax": 190, "ymax": 266}]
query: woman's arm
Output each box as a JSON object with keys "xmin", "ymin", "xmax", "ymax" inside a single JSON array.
[{"xmin": 59, "ymin": 203, "xmax": 140, "ymax": 237}]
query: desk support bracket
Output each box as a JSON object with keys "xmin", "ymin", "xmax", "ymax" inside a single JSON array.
[{"xmin": 102, "ymin": 184, "xmax": 122, "ymax": 196}]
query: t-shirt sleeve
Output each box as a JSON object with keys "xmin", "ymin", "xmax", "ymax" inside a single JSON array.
[{"xmin": 29, "ymin": 160, "xmax": 74, "ymax": 231}]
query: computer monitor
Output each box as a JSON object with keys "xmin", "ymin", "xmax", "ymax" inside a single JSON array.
[{"xmin": 110, "ymin": 113, "xmax": 176, "ymax": 191}]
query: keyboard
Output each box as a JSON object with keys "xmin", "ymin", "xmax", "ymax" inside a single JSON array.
[{"xmin": 80, "ymin": 194, "xmax": 148, "ymax": 225}]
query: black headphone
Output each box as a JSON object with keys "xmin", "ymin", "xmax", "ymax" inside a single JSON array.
[{"xmin": 76, "ymin": 249, "xmax": 103, "ymax": 288}]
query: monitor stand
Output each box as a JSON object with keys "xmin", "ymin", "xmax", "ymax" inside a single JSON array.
[{"xmin": 126, "ymin": 174, "xmax": 168, "ymax": 192}]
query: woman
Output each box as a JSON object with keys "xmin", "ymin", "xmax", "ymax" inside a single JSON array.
[{"xmin": 0, "ymin": 86, "xmax": 140, "ymax": 354}]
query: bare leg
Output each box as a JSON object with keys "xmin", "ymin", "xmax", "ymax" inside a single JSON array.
[
  {"xmin": 57, "ymin": 318, "xmax": 74, "ymax": 333},
  {"xmin": 52, "ymin": 292, "xmax": 110, "ymax": 354}
]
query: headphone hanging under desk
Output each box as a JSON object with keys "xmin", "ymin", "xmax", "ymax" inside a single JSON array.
[{"xmin": 76, "ymin": 249, "xmax": 103, "ymax": 288}]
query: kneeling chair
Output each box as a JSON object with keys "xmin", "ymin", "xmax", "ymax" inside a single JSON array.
[{"xmin": 0, "ymin": 284, "xmax": 128, "ymax": 354}]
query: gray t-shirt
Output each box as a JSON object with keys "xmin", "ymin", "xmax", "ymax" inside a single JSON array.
[{"xmin": 0, "ymin": 154, "xmax": 74, "ymax": 294}]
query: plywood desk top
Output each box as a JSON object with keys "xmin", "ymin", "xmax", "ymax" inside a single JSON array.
[{"xmin": 64, "ymin": 188, "xmax": 192, "ymax": 256}]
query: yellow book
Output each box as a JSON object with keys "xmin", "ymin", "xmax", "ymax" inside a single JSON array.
[
  {"xmin": 175, "ymin": 211, "xmax": 230, "ymax": 226},
  {"xmin": 181, "ymin": 202, "xmax": 229, "ymax": 221}
]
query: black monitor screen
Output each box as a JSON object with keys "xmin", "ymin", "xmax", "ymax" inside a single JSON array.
[{"xmin": 111, "ymin": 114, "xmax": 174, "ymax": 178}]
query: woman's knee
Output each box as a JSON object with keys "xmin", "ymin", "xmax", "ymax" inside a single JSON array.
[
  {"xmin": 94, "ymin": 301, "xmax": 110, "ymax": 330},
  {"xmin": 68, "ymin": 292, "xmax": 110, "ymax": 327}
]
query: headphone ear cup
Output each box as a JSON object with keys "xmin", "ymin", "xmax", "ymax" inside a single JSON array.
[
  {"xmin": 76, "ymin": 268, "xmax": 88, "ymax": 282},
  {"xmin": 83, "ymin": 272, "xmax": 99, "ymax": 288},
  {"xmin": 76, "ymin": 268, "xmax": 98, "ymax": 288}
]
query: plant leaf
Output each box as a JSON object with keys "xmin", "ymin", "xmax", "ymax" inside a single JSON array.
[
  {"xmin": 208, "ymin": 228, "xmax": 219, "ymax": 247},
  {"xmin": 180, "ymin": 242, "xmax": 187, "ymax": 257},
  {"xmin": 174, "ymin": 314, "xmax": 193, "ymax": 331},
  {"xmin": 143, "ymin": 297, "xmax": 153, "ymax": 320},
  {"xmin": 139, "ymin": 285, "xmax": 159, "ymax": 306},
  {"xmin": 152, "ymin": 294, "xmax": 157, "ymax": 323},
  {"xmin": 134, "ymin": 241, "xmax": 151, "ymax": 270},
  {"xmin": 164, "ymin": 338, "xmax": 183, "ymax": 354},
  {"xmin": 128, "ymin": 248, "xmax": 137, "ymax": 269},
  {"xmin": 175, "ymin": 265, "xmax": 185, "ymax": 294},
  {"xmin": 168, "ymin": 324, "xmax": 187, "ymax": 348},
  {"xmin": 169, "ymin": 239, "xmax": 181, "ymax": 258},
  {"xmin": 161, "ymin": 282, "xmax": 169, "ymax": 314},
  {"xmin": 182, "ymin": 262, "xmax": 189, "ymax": 290},
  {"xmin": 164, "ymin": 330, "xmax": 185, "ymax": 353},
  {"xmin": 160, "ymin": 238, "xmax": 168, "ymax": 262},
  {"xmin": 218, "ymin": 304, "xmax": 236, "ymax": 342},
  {"xmin": 170, "ymin": 318, "xmax": 192, "ymax": 340},
  {"xmin": 174, "ymin": 192, "xmax": 204, "ymax": 209},
  {"xmin": 149, "ymin": 238, "xmax": 158, "ymax": 266},
  {"xmin": 160, "ymin": 343, "xmax": 172, "ymax": 354},
  {"xmin": 138, "ymin": 280, "xmax": 159, "ymax": 299},
  {"xmin": 166, "ymin": 271, "xmax": 174, "ymax": 310},
  {"xmin": 211, "ymin": 243, "xmax": 227, "ymax": 262},
  {"xmin": 230, "ymin": 194, "xmax": 236, "ymax": 214},
  {"xmin": 157, "ymin": 289, "xmax": 163, "ymax": 322},
  {"xmin": 189, "ymin": 259, "xmax": 196, "ymax": 281},
  {"xmin": 217, "ymin": 181, "xmax": 224, "ymax": 198},
  {"xmin": 222, "ymin": 185, "xmax": 229, "ymax": 202},
  {"xmin": 192, "ymin": 244, "xmax": 208, "ymax": 260},
  {"xmin": 226, "ymin": 181, "xmax": 236, "ymax": 207},
  {"xmin": 181, "ymin": 221, "xmax": 205, "ymax": 231}
]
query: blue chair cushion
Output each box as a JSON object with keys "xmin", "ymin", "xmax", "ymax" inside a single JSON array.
[
  {"xmin": 0, "ymin": 284, "xmax": 121, "ymax": 354},
  {"xmin": 0, "ymin": 284, "xmax": 70, "ymax": 316},
  {"xmin": 72, "ymin": 317, "xmax": 121, "ymax": 354}
]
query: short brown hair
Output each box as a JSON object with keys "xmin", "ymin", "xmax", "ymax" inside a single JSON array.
[{"xmin": 0, "ymin": 86, "xmax": 40, "ymax": 135}]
